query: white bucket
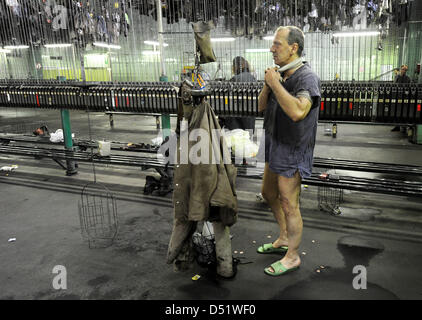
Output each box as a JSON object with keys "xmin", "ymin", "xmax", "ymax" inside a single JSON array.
[{"xmin": 98, "ymin": 140, "xmax": 111, "ymax": 156}]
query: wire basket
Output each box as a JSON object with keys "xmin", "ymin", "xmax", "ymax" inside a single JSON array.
[
  {"xmin": 78, "ymin": 183, "xmax": 118, "ymax": 248},
  {"xmin": 317, "ymin": 172, "xmax": 343, "ymax": 215}
]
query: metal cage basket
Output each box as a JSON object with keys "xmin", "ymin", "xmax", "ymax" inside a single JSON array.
[
  {"xmin": 317, "ymin": 171, "xmax": 344, "ymax": 215},
  {"xmin": 78, "ymin": 182, "xmax": 118, "ymax": 248}
]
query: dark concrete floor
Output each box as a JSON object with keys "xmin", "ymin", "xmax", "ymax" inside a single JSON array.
[{"xmin": 0, "ymin": 107, "xmax": 422, "ymax": 300}]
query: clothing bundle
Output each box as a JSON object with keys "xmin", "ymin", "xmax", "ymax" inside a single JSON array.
[{"xmin": 167, "ymin": 96, "xmax": 238, "ymax": 268}]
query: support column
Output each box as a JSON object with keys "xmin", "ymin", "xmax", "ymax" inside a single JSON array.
[
  {"xmin": 60, "ymin": 109, "xmax": 77, "ymax": 175},
  {"xmin": 159, "ymin": 76, "xmax": 171, "ymax": 139},
  {"xmin": 157, "ymin": 0, "xmax": 171, "ymax": 140},
  {"xmin": 405, "ymin": 1, "xmax": 422, "ymax": 83}
]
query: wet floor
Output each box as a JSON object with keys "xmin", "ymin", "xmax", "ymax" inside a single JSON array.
[{"xmin": 1, "ymin": 108, "xmax": 422, "ymax": 300}]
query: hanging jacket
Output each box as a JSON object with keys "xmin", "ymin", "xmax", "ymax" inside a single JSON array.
[
  {"xmin": 167, "ymin": 97, "xmax": 238, "ymax": 264},
  {"xmin": 172, "ymin": 98, "xmax": 238, "ymax": 226}
]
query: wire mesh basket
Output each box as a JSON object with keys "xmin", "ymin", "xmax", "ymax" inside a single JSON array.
[
  {"xmin": 78, "ymin": 182, "xmax": 118, "ymax": 248},
  {"xmin": 317, "ymin": 172, "xmax": 343, "ymax": 215}
]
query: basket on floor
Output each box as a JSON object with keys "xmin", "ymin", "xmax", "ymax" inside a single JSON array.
[
  {"xmin": 317, "ymin": 172, "xmax": 343, "ymax": 215},
  {"xmin": 78, "ymin": 182, "xmax": 118, "ymax": 248}
]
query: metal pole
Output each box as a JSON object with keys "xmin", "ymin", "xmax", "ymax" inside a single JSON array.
[
  {"xmin": 60, "ymin": 109, "xmax": 77, "ymax": 175},
  {"xmin": 156, "ymin": 0, "xmax": 167, "ymax": 80},
  {"xmin": 419, "ymin": 46, "xmax": 422, "ymax": 84},
  {"xmin": 401, "ymin": 27, "xmax": 407, "ymax": 66},
  {"xmin": 156, "ymin": 0, "xmax": 170, "ymax": 139},
  {"xmin": 58, "ymin": 46, "xmax": 84, "ymax": 176}
]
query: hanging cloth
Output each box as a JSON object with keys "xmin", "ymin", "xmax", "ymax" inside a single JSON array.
[
  {"xmin": 167, "ymin": 97, "xmax": 238, "ymax": 264},
  {"xmin": 192, "ymin": 21, "xmax": 217, "ymax": 64}
]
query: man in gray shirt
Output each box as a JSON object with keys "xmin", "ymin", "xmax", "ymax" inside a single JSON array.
[{"xmin": 257, "ymin": 26, "xmax": 321, "ymax": 276}]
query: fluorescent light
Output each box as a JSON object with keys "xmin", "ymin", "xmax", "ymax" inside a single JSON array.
[
  {"xmin": 144, "ymin": 40, "xmax": 168, "ymax": 47},
  {"xmin": 263, "ymin": 36, "xmax": 274, "ymax": 41},
  {"xmin": 333, "ymin": 31, "xmax": 380, "ymax": 37},
  {"xmin": 44, "ymin": 44, "xmax": 72, "ymax": 48},
  {"xmin": 93, "ymin": 42, "xmax": 121, "ymax": 49},
  {"xmin": 0, "ymin": 48, "xmax": 11, "ymax": 53},
  {"xmin": 4, "ymin": 45, "xmax": 29, "ymax": 49},
  {"xmin": 246, "ymin": 48, "xmax": 270, "ymax": 53},
  {"xmin": 142, "ymin": 50, "xmax": 160, "ymax": 55},
  {"xmin": 211, "ymin": 38, "xmax": 235, "ymax": 42}
]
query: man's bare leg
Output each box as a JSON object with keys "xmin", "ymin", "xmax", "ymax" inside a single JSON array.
[
  {"xmin": 266, "ymin": 170, "xmax": 302, "ymax": 273},
  {"xmin": 261, "ymin": 163, "xmax": 288, "ymax": 247}
]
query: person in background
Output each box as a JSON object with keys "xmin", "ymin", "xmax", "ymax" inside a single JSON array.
[
  {"xmin": 392, "ymin": 64, "xmax": 411, "ymax": 131},
  {"xmin": 219, "ymin": 56, "xmax": 256, "ymax": 132},
  {"xmin": 394, "ymin": 64, "xmax": 411, "ymax": 84}
]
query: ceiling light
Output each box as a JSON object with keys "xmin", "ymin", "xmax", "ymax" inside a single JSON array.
[
  {"xmin": 263, "ymin": 36, "xmax": 274, "ymax": 41},
  {"xmin": 0, "ymin": 48, "xmax": 11, "ymax": 53},
  {"xmin": 4, "ymin": 45, "xmax": 29, "ymax": 50},
  {"xmin": 93, "ymin": 42, "xmax": 121, "ymax": 49},
  {"xmin": 44, "ymin": 44, "xmax": 72, "ymax": 48},
  {"xmin": 332, "ymin": 31, "xmax": 380, "ymax": 38},
  {"xmin": 210, "ymin": 38, "xmax": 235, "ymax": 42},
  {"xmin": 144, "ymin": 40, "xmax": 168, "ymax": 47}
]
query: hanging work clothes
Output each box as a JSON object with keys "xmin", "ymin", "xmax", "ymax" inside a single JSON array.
[
  {"xmin": 167, "ymin": 98, "xmax": 238, "ymax": 264},
  {"xmin": 173, "ymin": 99, "xmax": 238, "ymax": 224}
]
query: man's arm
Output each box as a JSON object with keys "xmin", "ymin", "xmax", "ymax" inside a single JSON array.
[
  {"xmin": 265, "ymin": 69, "xmax": 312, "ymax": 122},
  {"xmin": 258, "ymin": 83, "xmax": 271, "ymax": 112}
]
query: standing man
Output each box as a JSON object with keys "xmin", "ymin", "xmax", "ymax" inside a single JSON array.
[
  {"xmin": 257, "ymin": 26, "xmax": 321, "ymax": 276},
  {"xmin": 392, "ymin": 65, "xmax": 411, "ymax": 131},
  {"xmin": 394, "ymin": 64, "xmax": 411, "ymax": 83}
]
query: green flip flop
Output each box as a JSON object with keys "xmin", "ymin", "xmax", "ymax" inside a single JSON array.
[
  {"xmin": 257, "ymin": 243, "xmax": 288, "ymax": 254},
  {"xmin": 264, "ymin": 260, "xmax": 299, "ymax": 276}
]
